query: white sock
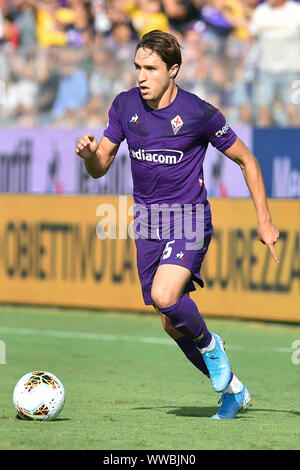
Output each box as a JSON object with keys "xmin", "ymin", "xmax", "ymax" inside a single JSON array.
[
  {"xmin": 197, "ymin": 335, "xmax": 216, "ymax": 354},
  {"xmin": 222, "ymin": 374, "xmax": 243, "ymax": 394}
]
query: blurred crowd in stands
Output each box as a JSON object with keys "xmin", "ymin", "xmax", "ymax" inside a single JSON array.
[{"xmin": 0, "ymin": 0, "xmax": 300, "ymax": 128}]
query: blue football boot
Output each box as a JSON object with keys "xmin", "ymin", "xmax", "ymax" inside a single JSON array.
[
  {"xmin": 212, "ymin": 384, "xmax": 251, "ymax": 419},
  {"xmin": 200, "ymin": 332, "xmax": 231, "ymax": 393}
]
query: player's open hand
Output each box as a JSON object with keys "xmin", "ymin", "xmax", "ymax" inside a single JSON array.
[
  {"xmin": 257, "ymin": 221, "xmax": 280, "ymax": 264},
  {"xmin": 75, "ymin": 134, "xmax": 98, "ymax": 160}
]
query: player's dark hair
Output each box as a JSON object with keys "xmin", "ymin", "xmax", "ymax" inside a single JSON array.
[{"xmin": 135, "ymin": 30, "xmax": 182, "ymax": 77}]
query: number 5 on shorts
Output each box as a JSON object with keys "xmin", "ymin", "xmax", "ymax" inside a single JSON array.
[{"xmin": 162, "ymin": 240, "xmax": 175, "ymax": 260}]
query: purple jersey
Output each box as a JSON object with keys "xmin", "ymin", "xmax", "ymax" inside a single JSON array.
[{"xmin": 104, "ymin": 86, "xmax": 237, "ymax": 209}]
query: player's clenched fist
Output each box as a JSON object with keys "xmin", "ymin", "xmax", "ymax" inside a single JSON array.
[{"xmin": 75, "ymin": 134, "xmax": 98, "ymax": 160}]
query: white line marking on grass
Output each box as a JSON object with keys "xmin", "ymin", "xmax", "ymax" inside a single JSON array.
[
  {"xmin": 0, "ymin": 326, "xmax": 174, "ymax": 345},
  {"xmin": 0, "ymin": 326, "xmax": 294, "ymax": 354}
]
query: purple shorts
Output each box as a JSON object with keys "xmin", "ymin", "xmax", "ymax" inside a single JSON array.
[{"xmin": 134, "ymin": 208, "xmax": 213, "ymax": 305}]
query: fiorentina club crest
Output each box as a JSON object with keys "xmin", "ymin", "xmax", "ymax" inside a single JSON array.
[{"xmin": 171, "ymin": 115, "xmax": 183, "ymax": 135}]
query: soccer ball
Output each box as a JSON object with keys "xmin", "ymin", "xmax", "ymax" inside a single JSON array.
[{"xmin": 13, "ymin": 370, "xmax": 65, "ymax": 420}]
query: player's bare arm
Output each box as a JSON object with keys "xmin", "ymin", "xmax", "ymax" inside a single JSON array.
[
  {"xmin": 75, "ymin": 134, "xmax": 119, "ymax": 178},
  {"xmin": 224, "ymin": 137, "xmax": 280, "ymax": 263}
]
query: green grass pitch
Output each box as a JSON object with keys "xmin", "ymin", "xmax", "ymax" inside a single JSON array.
[{"xmin": 0, "ymin": 305, "xmax": 300, "ymax": 450}]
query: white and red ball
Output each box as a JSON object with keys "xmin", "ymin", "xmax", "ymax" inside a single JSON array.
[{"xmin": 13, "ymin": 370, "xmax": 65, "ymax": 420}]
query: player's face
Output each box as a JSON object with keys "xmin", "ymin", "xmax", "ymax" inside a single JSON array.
[{"xmin": 134, "ymin": 48, "xmax": 178, "ymax": 106}]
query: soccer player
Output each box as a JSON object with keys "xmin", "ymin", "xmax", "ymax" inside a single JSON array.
[{"xmin": 76, "ymin": 30, "xmax": 280, "ymax": 419}]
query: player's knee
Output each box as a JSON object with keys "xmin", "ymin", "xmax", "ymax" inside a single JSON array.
[{"xmin": 151, "ymin": 286, "xmax": 177, "ymax": 310}]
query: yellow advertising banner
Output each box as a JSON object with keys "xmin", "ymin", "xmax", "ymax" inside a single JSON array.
[
  {"xmin": 0, "ymin": 195, "xmax": 299, "ymax": 322},
  {"xmin": 193, "ymin": 198, "xmax": 300, "ymax": 323}
]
